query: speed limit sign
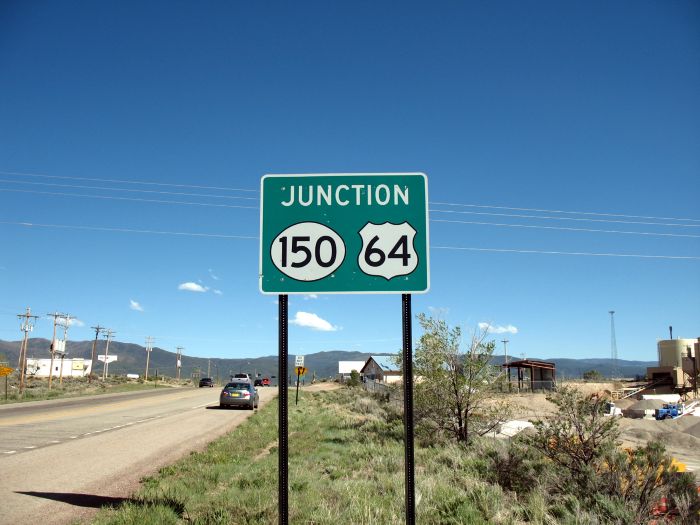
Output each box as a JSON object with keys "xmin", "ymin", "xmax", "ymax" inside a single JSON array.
[{"xmin": 259, "ymin": 173, "xmax": 429, "ymax": 294}]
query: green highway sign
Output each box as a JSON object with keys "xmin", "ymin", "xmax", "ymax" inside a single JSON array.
[{"xmin": 259, "ymin": 173, "xmax": 429, "ymax": 294}]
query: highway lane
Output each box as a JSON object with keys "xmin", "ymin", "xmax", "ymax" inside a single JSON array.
[
  {"xmin": 0, "ymin": 385, "xmax": 277, "ymax": 524},
  {"xmin": 0, "ymin": 387, "xmax": 218, "ymax": 454}
]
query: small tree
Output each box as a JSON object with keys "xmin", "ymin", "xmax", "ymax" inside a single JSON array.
[
  {"xmin": 582, "ymin": 369, "xmax": 603, "ymax": 382},
  {"xmin": 523, "ymin": 386, "xmax": 619, "ymax": 491},
  {"xmin": 413, "ymin": 314, "xmax": 510, "ymax": 444},
  {"xmin": 347, "ymin": 369, "xmax": 361, "ymax": 387}
]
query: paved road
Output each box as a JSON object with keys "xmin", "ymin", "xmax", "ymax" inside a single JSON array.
[{"xmin": 0, "ymin": 385, "xmax": 277, "ymax": 524}]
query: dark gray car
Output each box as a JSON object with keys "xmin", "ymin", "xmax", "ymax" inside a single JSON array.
[{"xmin": 219, "ymin": 381, "xmax": 259, "ymax": 410}]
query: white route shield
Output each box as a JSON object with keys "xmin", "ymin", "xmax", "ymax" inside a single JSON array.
[{"xmin": 358, "ymin": 221, "xmax": 418, "ymax": 280}]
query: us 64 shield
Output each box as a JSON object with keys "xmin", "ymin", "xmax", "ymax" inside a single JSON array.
[
  {"xmin": 259, "ymin": 173, "xmax": 430, "ymax": 294},
  {"xmin": 358, "ymin": 222, "xmax": 418, "ymax": 280}
]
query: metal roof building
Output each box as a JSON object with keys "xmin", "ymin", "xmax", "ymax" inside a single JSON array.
[{"xmin": 503, "ymin": 359, "xmax": 556, "ymax": 391}]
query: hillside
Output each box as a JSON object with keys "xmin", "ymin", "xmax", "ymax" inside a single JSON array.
[
  {"xmin": 0, "ymin": 339, "xmax": 377, "ymax": 380},
  {"xmin": 0, "ymin": 339, "xmax": 657, "ymax": 380}
]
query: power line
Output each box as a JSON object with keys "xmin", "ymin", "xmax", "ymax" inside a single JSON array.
[
  {"xmin": 0, "ymin": 220, "xmax": 258, "ymax": 239},
  {"xmin": 430, "ymin": 208, "xmax": 700, "ymax": 228},
  {"xmin": 431, "ymin": 219, "xmax": 700, "ymax": 238},
  {"xmin": 3, "ymin": 219, "xmax": 696, "ymax": 244},
  {"xmin": 0, "ymin": 188, "xmax": 258, "ymax": 209},
  {"xmin": 429, "ymin": 201, "xmax": 700, "ymax": 224},
  {"xmin": 431, "ymin": 245, "xmax": 700, "ymax": 260},
  {"xmin": 0, "ymin": 170, "xmax": 258, "ymax": 193},
  {"xmin": 3, "ymin": 169, "xmax": 699, "ymax": 224},
  {"xmin": 1, "ymin": 219, "xmax": 696, "ymax": 260},
  {"xmin": 3, "ymin": 186, "xmax": 698, "ymax": 231},
  {"xmin": 0, "ymin": 178, "xmax": 258, "ymax": 201}
]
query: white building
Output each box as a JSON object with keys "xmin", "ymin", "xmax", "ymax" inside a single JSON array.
[
  {"xmin": 25, "ymin": 357, "xmax": 92, "ymax": 378},
  {"xmin": 338, "ymin": 361, "xmax": 366, "ymax": 381}
]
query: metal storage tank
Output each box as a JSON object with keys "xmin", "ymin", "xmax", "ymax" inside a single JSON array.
[{"xmin": 657, "ymin": 339, "xmax": 695, "ymax": 368}]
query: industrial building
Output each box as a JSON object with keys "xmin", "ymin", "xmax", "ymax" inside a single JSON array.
[
  {"xmin": 25, "ymin": 357, "xmax": 92, "ymax": 378},
  {"xmin": 645, "ymin": 338, "xmax": 699, "ymax": 397}
]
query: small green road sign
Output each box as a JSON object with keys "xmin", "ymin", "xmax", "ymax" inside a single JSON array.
[{"xmin": 260, "ymin": 173, "xmax": 429, "ymax": 294}]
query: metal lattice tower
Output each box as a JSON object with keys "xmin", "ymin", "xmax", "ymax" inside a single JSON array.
[{"xmin": 609, "ymin": 311, "xmax": 618, "ymax": 379}]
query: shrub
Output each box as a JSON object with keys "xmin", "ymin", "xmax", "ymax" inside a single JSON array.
[{"xmin": 346, "ymin": 369, "xmax": 361, "ymax": 387}]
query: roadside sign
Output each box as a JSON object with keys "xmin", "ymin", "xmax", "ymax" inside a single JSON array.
[
  {"xmin": 260, "ymin": 173, "xmax": 429, "ymax": 294},
  {"xmin": 294, "ymin": 355, "xmax": 304, "ymax": 367},
  {"xmin": 97, "ymin": 355, "xmax": 118, "ymax": 364},
  {"xmin": 295, "ymin": 366, "xmax": 307, "ymax": 376},
  {"xmin": 0, "ymin": 366, "xmax": 14, "ymax": 377}
]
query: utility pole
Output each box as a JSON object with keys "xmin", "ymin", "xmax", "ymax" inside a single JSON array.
[
  {"xmin": 102, "ymin": 329, "xmax": 115, "ymax": 380},
  {"xmin": 89, "ymin": 325, "xmax": 104, "ymax": 383},
  {"xmin": 57, "ymin": 314, "xmax": 74, "ymax": 386},
  {"xmin": 47, "ymin": 312, "xmax": 64, "ymax": 390},
  {"xmin": 207, "ymin": 359, "xmax": 211, "ymax": 378},
  {"xmin": 176, "ymin": 347, "xmax": 183, "ymax": 381},
  {"xmin": 609, "ymin": 311, "xmax": 618, "ymax": 380},
  {"xmin": 144, "ymin": 336, "xmax": 154, "ymax": 381},
  {"xmin": 17, "ymin": 307, "xmax": 39, "ymax": 394},
  {"xmin": 501, "ymin": 339, "xmax": 510, "ymax": 391}
]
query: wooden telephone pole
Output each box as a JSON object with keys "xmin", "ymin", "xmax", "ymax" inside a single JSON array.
[
  {"xmin": 58, "ymin": 315, "xmax": 75, "ymax": 386},
  {"xmin": 47, "ymin": 312, "xmax": 63, "ymax": 390},
  {"xmin": 89, "ymin": 325, "xmax": 105, "ymax": 383},
  {"xmin": 17, "ymin": 307, "xmax": 39, "ymax": 394},
  {"xmin": 176, "ymin": 346, "xmax": 184, "ymax": 381},
  {"xmin": 144, "ymin": 336, "xmax": 154, "ymax": 381},
  {"xmin": 102, "ymin": 329, "xmax": 115, "ymax": 380}
]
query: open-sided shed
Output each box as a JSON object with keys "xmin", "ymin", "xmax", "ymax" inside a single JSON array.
[{"xmin": 503, "ymin": 359, "xmax": 556, "ymax": 392}]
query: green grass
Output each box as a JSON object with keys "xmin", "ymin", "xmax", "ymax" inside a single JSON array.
[
  {"xmin": 1, "ymin": 376, "xmax": 165, "ymax": 404},
  {"xmin": 90, "ymin": 388, "xmax": 608, "ymax": 525}
]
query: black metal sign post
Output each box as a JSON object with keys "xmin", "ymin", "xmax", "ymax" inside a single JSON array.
[
  {"xmin": 402, "ymin": 293, "xmax": 415, "ymax": 525},
  {"xmin": 295, "ymin": 368, "xmax": 301, "ymax": 406},
  {"xmin": 278, "ymin": 294, "xmax": 289, "ymax": 525}
]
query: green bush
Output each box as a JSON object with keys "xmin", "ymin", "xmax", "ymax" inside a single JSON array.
[{"xmin": 346, "ymin": 369, "xmax": 361, "ymax": 387}]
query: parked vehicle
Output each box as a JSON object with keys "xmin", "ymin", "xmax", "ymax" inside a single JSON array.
[
  {"xmin": 220, "ymin": 381, "xmax": 259, "ymax": 410},
  {"xmin": 655, "ymin": 403, "xmax": 684, "ymax": 420},
  {"xmin": 198, "ymin": 377, "xmax": 214, "ymax": 388},
  {"xmin": 262, "ymin": 377, "xmax": 271, "ymax": 386},
  {"xmin": 604, "ymin": 402, "xmax": 622, "ymax": 417},
  {"xmin": 254, "ymin": 378, "xmax": 263, "ymax": 387}
]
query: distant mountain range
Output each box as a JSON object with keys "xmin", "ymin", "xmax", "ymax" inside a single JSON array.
[{"xmin": 0, "ymin": 339, "xmax": 657, "ymax": 381}]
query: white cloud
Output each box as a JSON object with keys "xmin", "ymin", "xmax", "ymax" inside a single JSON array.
[
  {"xmin": 178, "ymin": 282, "xmax": 209, "ymax": 293},
  {"xmin": 303, "ymin": 294, "xmax": 319, "ymax": 300},
  {"xmin": 208, "ymin": 268, "xmax": 220, "ymax": 281},
  {"xmin": 130, "ymin": 299, "xmax": 144, "ymax": 312},
  {"xmin": 290, "ymin": 311, "xmax": 338, "ymax": 332},
  {"xmin": 45, "ymin": 315, "xmax": 85, "ymax": 327},
  {"xmin": 428, "ymin": 306, "xmax": 450, "ymax": 316},
  {"xmin": 213, "ymin": 289, "xmax": 223, "ymax": 295},
  {"xmin": 478, "ymin": 322, "xmax": 518, "ymax": 335}
]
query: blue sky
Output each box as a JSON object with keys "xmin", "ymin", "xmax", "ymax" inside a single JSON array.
[{"xmin": 1, "ymin": 1, "xmax": 698, "ymax": 363}]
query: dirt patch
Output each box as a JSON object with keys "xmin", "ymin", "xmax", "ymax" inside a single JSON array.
[
  {"xmin": 499, "ymin": 386, "xmax": 700, "ymax": 477},
  {"xmin": 302, "ymin": 382, "xmax": 342, "ymax": 392}
]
